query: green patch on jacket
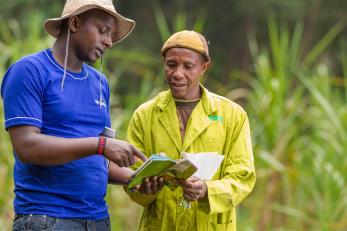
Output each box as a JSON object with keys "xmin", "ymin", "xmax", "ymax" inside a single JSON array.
[{"xmin": 208, "ymin": 115, "xmax": 223, "ymax": 122}]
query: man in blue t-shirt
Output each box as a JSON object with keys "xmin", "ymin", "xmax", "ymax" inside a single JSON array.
[{"xmin": 0, "ymin": 0, "xmax": 146, "ymax": 230}]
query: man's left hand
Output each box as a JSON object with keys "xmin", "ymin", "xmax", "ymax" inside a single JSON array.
[{"xmin": 177, "ymin": 176, "xmax": 207, "ymax": 201}]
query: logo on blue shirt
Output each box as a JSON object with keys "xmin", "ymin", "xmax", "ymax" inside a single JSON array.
[{"xmin": 95, "ymin": 99, "xmax": 106, "ymax": 108}]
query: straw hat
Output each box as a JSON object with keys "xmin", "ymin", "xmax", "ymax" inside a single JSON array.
[
  {"xmin": 44, "ymin": 0, "xmax": 135, "ymax": 44},
  {"xmin": 161, "ymin": 30, "xmax": 210, "ymax": 61}
]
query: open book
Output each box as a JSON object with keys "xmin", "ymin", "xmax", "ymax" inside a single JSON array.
[{"xmin": 128, "ymin": 154, "xmax": 197, "ymax": 189}]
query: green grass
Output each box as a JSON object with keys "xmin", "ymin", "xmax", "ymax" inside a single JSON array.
[
  {"xmin": 0, "ymin": 101, "xmax": 14, "ymax": 229},
  {"xmin": 236, "ymin": 17, "xmax": 347, "ymax": 231}
]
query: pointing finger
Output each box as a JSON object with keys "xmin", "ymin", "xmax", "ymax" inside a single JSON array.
[{"xmin": 134, "ymin": 149, "xmax": 148, "ymax": 162}]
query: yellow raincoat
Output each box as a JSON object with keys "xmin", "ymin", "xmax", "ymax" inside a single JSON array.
[{"xmin": 126, "ymin": 86, "xmax": 256, "ymax": 231}]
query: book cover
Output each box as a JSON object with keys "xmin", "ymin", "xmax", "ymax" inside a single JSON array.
[{"xmin": 128, "ymin": 154, "xmax": 197, "ymax": 189}]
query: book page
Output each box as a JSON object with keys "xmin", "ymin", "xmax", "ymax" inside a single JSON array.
[
  {"xmin": 165, "ymin": 159, "xmax": 197, "ymax": 179},
  {"xmin": 182, "ymin": 152, "xmax": 224, "ymax": 180},
  {"xmin": 162, "ymin": 159, "xmax": 197, "ymax": 190}
]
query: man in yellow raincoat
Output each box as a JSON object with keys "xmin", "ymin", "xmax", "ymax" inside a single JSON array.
[{"xmin": 126, "ymin": 30, "xmax": 256, "ymax": 231}]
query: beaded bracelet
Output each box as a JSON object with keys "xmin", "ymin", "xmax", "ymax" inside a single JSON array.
[{"xmin": 97, "ymin": 136, "xmax": 107, "ymax": 155}]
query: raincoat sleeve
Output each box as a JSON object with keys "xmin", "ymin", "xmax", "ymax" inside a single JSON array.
[
  {"xmin": 124, "ymin": 110, "xmax": 158, "ymax": 207},
  {"xmin": 200, "ymin": 108, "xmax": 256, "ymax": 214}
]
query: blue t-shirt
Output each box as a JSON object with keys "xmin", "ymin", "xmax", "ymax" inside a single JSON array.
[{"xmin": 1, "ymin": 49, "xmax": 111, "ymax": 220}]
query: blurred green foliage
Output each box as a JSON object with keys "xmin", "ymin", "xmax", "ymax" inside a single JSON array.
[{"xmin": 0, "ymin": 0, "xmax": 346, "ymax": 230}]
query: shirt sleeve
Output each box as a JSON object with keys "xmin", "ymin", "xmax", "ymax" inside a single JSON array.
[
  {"xmin": 199, "ymin": 107, "xmax": 256, "ymax": 214},
  {"xmin": 1, "ymin": 60, "xmax": 44, "ymax": 129}
]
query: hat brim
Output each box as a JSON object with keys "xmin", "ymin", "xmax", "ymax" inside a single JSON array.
[{"xmin": 43, "ymin": 5, "xmax": 135, "ymax": 44}]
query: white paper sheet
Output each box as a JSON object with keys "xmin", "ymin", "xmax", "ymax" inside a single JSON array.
[{"xmin": 182, "ymin": 152, "xmax": 224, "ymax": 180}]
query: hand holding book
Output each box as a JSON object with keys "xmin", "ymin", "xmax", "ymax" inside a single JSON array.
[
  {"xmin": 179, "ymin": 152, "xmax": 225, "ymax": 208},
  {"xmin": 128, "ymin": 154, "xmax": 197, "ymax": 189},
  {"xmin": 135, "ymin": 176, "xmax": 165, "ymax": 194},
  {"xmin": 176, "ymin": 176, "xmax": 208, "ymax": 206},
  {"xmin": 128, "ymin": 152, "xmax": 224, "ymax": 208}
]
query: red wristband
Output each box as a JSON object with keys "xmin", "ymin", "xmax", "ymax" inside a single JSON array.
[{"xmin": 97, "ymin": 136, "xmax": 107, "ymax": 155}]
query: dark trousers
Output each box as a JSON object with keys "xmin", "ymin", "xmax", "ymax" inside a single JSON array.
[{"xmin": 13, "ymin": 214, "xmax": 111, "ymax": 231}]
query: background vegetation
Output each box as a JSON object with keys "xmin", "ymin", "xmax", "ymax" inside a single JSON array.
[{"xmin": 0, "ymin": 0, "xmax": 346, "ymax": 230}]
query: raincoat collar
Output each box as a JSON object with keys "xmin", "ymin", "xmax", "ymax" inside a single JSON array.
[
  {"xmin": 156, "ymin": 85, "xmax": 219, "ymax": 152},
  {"xmin": 156, "ymin": 84, "xmax": 218, "ymax": 115}
]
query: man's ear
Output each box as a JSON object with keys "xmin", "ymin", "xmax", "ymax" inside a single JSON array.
[
  {"xmin": 201, "ymin": 61, "xmax": 211, "ymax": 76},
  {"xmin": 68, "ymin": 16, "xmax": 80, "ymax": 33}
]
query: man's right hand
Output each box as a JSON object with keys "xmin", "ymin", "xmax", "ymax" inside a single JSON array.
[
  {"xmin": 135, "ymin": 176, "xmax": 165, "ymax": 194},
  {"xmin": 103, "ymin": 139, "xmax": 147, "ymax": 167}
]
